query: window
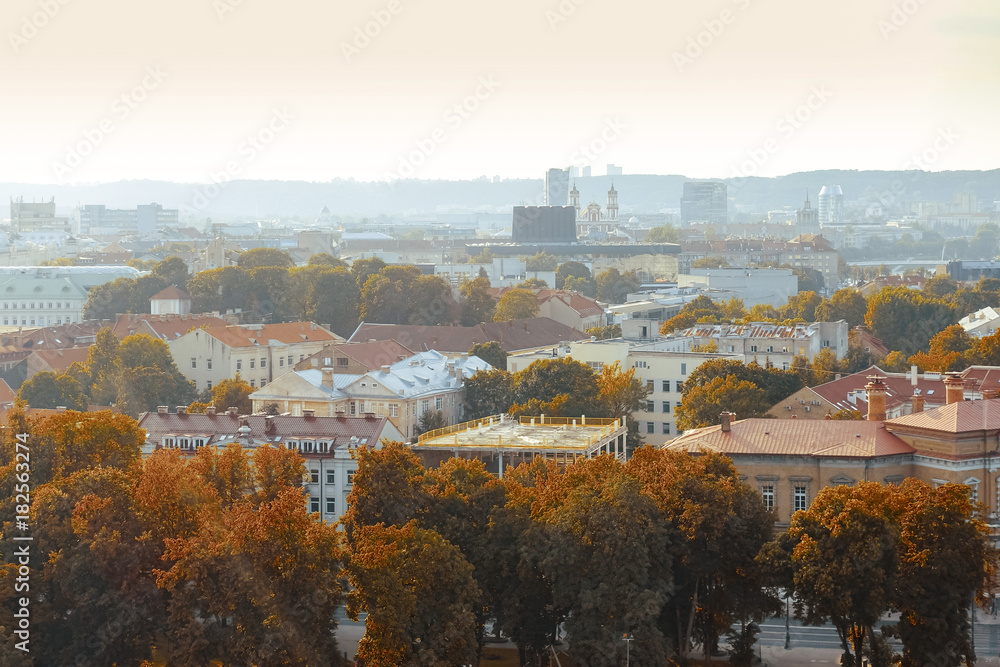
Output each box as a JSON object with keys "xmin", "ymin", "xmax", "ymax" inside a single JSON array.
[
  {"xmin": 646, "ymin": 401, "xmax": 654, "ymax": 412},
  {"xmin": 236, "ymin": 360, "xmax": 242, "ymax": 371},
  {"xmin": 793, "ymin": 485, "xmax": 808, "ymax": 512},
  {"xmin": 390, "ymin": 404, "xmax": 399, "ymax": 417},
  {"xmin": 782, "ymin": 362, "xmax": 789, "ymax": 370},
  {"xmin": 310, "ymin": 470, "xmax": 319, "ymax": 484},
  {"xmin": 279, "ymin": 357, "xmax": 285, "ymax": 367},
  {"xmin": 260, "ymin": 379, "xmax": 266, "ymax": 387},
  {"xmin": 823, "ymin": 340, "xmax": 830, "ymax": 348},
  {"xmin": 260, "ymin": 357, "xmax": 267, "ymax": 368},
  {"xmin": 327, "ymin": 470, "xmax": 335, "ymax": 484},
  {"xmin": 206, "ymin": 381, "xmax": 212, "ymax": 390},
  {"xmin": 662, "ymin": 380, "xmax": 670, "ymax": 392},
  {"xmin": 337, "ymin": 357, "xmax": 349, "ymax": 367},
  {"xmin": 250, "ymin": 359, "xmax": 256, "ymax": 369},
  {"xmin": 676, "ymin": 382, "xmax": 684, "ymax": 393},
  {"xmin": 350, "ymin": 401, "xmax": 356, "ymax": 415},
  {"xmin": 646, "ymin": 380, "xmax": 654, "ymax": 392},
  {"xmin": 662, "ymin": 422, "xmax": 670, "ymax": 435},
  {"xmin": 435, "ymin": 396, "xmax": 444, "ymax": 410},
  {"xmin": 250, "ymin": 380, "xmax": 255, "ymax": 387},
  {"xmin": 680, "ymin": 363, "xmax": 687, "ymax": 375},
  {"xmin": 662, "ymin": 401, "xmax": 671, "ymax": 413},
  {"xmin": 207, "ymin": 359, "xmax": 212, "ymax": 370},
  {"xmin": 347, "ymin": 470, "xmax": 356, "ymax": 485},
  {"xmin": 965, "ymin": 478, "xmax": 980, "ymax": 502},
  {"xmin": 422, "ymin": 399, "xmax": 430, "ymax": 414},
  {"xmin": 750, "ymin": 345, "xmax": 758, "ymax": 353},
  {"xmin": 287, "ymin": 355, "xmax": 293, "ymax": 365},
  {"xmin": 761, "ymin": 484, "xmax": 775, "ymax": 512},
  {"xmin": 646, "ymin": 422, "xmax": 655, "ymax": 434},
  {"xmin": 326, "ymin": 498, "xmax": 336, "ymax": 514},
  {"xmin": 310, "ymin": 498, "xmax": 320, "ymax": 513},
  {"xmin": 191, "ymin": 358, "xmax": 197, "ymax": 369}
]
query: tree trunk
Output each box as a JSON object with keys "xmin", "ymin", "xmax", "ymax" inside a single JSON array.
[
  {"xmin": 852, "ymin": 625, "xmax": 866, "ymax": 667},
  {"xmin": 683, "ymin": 578, "xmax": 700, "ymax": 660}
]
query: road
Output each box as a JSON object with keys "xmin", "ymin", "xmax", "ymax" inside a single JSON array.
[{"xmin": 754, "ymin": 618, "xmax": 1000, "ymax": 653}]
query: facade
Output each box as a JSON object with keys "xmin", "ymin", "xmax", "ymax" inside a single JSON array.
[
  {"xmin": 544, "ymin": 167, "xmax": 570, "ymax": 206},
  {"xmin": 112, "ymin": 313, "xmax": 231, "ymax": 341},
  {"xmin": 571, "ymin": 184, "xmax": 621, "ymax": 237},
  {"xmin": 168, "ymin": 322, "xmax": 342, "ymax": 393},
  {"xmin": 675, "ymin": 268, "xmax": 799, "ymax": 308},
  {"xmin": 667, "ymin": 377, "xmax": 1000, "ymax": 531},
  {"xmin": 78, "ymin": 203, "xmax": 179, "ymax": 235},
  {"xmin": 670, "ymin": 320, "xmax": 850, "ymax": 368},
  {"xmin": 817, "ymin": 185, "xmax": 845, "ymax": 227},
  {"xmin": 487, "ymin": 288, "xmax": 605, "ymax": 332},
  {"xmin": 149, "ymin": 286, "xmax": 192, "ymax": 315},
  {"xmin": 778, "ymin": 234, "xmax": 840, "ymax": 291},
  {"xmin": 294, "ymin": 339, "xmax": 416, "ymax": 374},
  {"xmin": 249, "ymin": 349, "xmax": 492, "ymax": 440},
  {"xmin": 0, "ymin": 265, "xmax": 141, "ymax": 326},
  {"xmin": 678, "ymin": 235, "xmax": 840, "ymax": 291},
  {"xmin": 961, "ymin": 307, "xmax": 1000, "ymax": 338},
  {"xmin": 680, "ymin": 181, "xmax": 727, "ymax": 224},
  {"xmin": 10, "ymin": 198, "xmax": 72, "ymax": 234},
  {"xmin": 796, "ymin": 192, "xmax": 820, "ymax": 227},
  {"xmin": 137, "ymin": 409, "xmax": 404, "ymax": 525},
  {"xmin": 511, "ymin": 206, "xmax": 577, "ymax": 244}
]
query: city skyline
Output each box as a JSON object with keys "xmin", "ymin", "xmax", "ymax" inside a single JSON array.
[{"xmin": 0, "ymin": 0, "xmax": 997, "ymax": 185}]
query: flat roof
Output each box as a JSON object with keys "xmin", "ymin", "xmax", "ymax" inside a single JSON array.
[{"xmin": 415, "ymin": 415, "xmax": 624, "ymax": 456}]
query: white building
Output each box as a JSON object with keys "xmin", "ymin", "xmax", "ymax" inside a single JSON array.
[
  {"xmin": 149, "ymin": 286, "xmax": 192, "ymax": 315},
  {"xmin": 0, "ymin": 265, "xmax": 141, "ymax": 326},
  {"xmin": 960, "ymin": 307, "xmax": 1000, "ymax": 338},
  {"xmin": 676, "ymin": 268, "xmax": 798, "ymax": 309},
  {"xmin": 249, "ymin": 349, "xmax": 492, "ymax": 440},
  {"xmin": 668, "ymin": 321, "xmax": 850, "ymax": 368}
]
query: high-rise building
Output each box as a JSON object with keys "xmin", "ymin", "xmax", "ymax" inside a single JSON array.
[
  {"xmin": 10, "ymin": 197, "xmax": 71, "ymax": 234},
  {"xmin": 544, "ymin": 168, "xmax": 570, "ymax": 206},
  {"xmin": 606, "ymin": 164, "xmax": 623, "ymax": 176},
  {"xmin": 78, "ymin": 203, "xmax": 179, "ymax": 235},
  {"xmin": 817, "ymin": 185, "xmax": 844, "ymax": 226},
  {"xmin": 680, "ymin": 181, "xmax": 728, "ymax": 224},
  {"xmin": 582, "ymin": 166, "xmax": 592, "ymax": 178}
]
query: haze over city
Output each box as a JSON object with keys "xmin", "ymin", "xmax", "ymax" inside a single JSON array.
[{"xmin": 1, "ymin": 0, "xmax": 998, "ymax": 184}]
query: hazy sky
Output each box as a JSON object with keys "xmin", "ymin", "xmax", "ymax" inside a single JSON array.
[{"xmin": 1, "ymin": 0, "xmax": 997, "ymax": 184}]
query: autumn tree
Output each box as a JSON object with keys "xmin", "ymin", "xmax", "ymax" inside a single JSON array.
[
  {"xmin": 645, "ymin": 224, "xmax": 681, "ymax": 243},
  {"xmin": 674, "ymin": 376, "xmax": 768, "ymax": 431},
  {"xmin": 150, "ymin": 256, "xmax": 190, "ymax": 289},
  {"xmin": 923, "ymin": 274, "xmax": 959, "ymax": 298},
  {"xmin": 407, "ymin": 275, "xmax": 455, "ymax": 326},
  {"xmin": 692, "ymin": 256, "xmax": 729, "ymax": 269},
  {"xmin": 460, "ymin": 275, "xmax": 496, "ymax": 325},
  {"xmin": 351, "ymin": 256, "xmax": 387, "ymax": 290},
  {"xmin": 16, "ymin": 371, "xmax": 88, "ymax": 410},
  {"xmin": 595, "ymin": 268, "xmax": 640, "ymax": 304},
  {"xmin": 469, "ymin": 340, "xmax": 506, "ymax": 369},
  {"xmin": 493, "ymin": 288, "xmax": 539, "ymax": 321},
  {"xmin": 814, "ymin": 288, "xmax": 868, "ymax": 327},
  {"xmin": 683, "ymin": 358, "xmax": 804, "ymax": 406},
  {"xmin": 308, "ymin": 253, "xmax": 348, "ymax": 268},
  {"xmin": 586, "ymin": 323, "xmax": 622, "ymax": 340},
  {"xmin": 555, "ymin": 261, "xmax": 593, "ymax": 292},
  {"xmin": 463, "ymin": 368, "xmax": 514, "ymax": 420},
  {"xmin": 779, "ymin": 290, "xmax": 822, "ymax": 322},
  {"xmin": 525, "ymin": 250, "xmax": 558, "ymax": 272},
  {"xmin": 865, "ymin": 286, "xmax": 957, "ymax": 356},
  {"xmin": 511, "ymin": 358, "xmax": 603, "ymax": 418},
  {"xmin": 237, "ymin": 247, "xmax": 295, "ymax": 269},
  {"xmin": 186, "ymin": 266, "xmax": 252, "ymax": 313},
  {"xmin": 811, "ymin": 348, "xmax": 840, "ymax": 385},
  {"xmin": 209, "ymin": 373, "xmax": 254, "ymax": 414},
  {"xmin": 304, "ymin": 266, "xmax": 361, "ymax": 336},
  {"xmin": 908, "ymin": 324, "xmax": 975, "ymax": 372},
  {"xmin": 597, "ymin": 361, "xmax": 649, "ymax": 450}
]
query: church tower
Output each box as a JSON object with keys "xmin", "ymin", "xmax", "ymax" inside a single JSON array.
[
  {"xmin": 570, "ymin": 183, "xmax": 581, "ymax": 217},
  {"xmin": 607, "ymin": 183, "xmax": 618, "ymax": 221}
]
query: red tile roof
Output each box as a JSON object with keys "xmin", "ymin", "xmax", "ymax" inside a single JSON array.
[
  {"xmin": 204, "ymin": 322, "xmax": 341, "ymax": 348},
  {"xmin": 30, "ymin": 347, "xmax": 91, "ymax": 373},
  {"xmin": 810, "ymin": 365, "xmax": 952, "ymax": 413},
  {"xmin": 349, "ymin": 317, "xmax": 587, "ymax": 353},
  {"xmin": 336, "ymin": 340, "xmax": 415, "ymax": 369},
  {"xmin": 112, "ymin": 313, "xmax": 230, "ymax": 340},
  {"xmin": 666, "ymin": 418, "xmax": 915, "ymax": 458},
  {"xmin": 886, "ymin": 398, "xmax": 1000, "ymax": 434},
  {"xmin": 150, "ymin": 285, "xmax": 191, "ymax": 301}
]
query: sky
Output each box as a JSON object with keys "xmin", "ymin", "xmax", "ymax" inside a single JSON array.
[{"xmin": 0, "ymin": 0, "xmax": 997, "ymax": 185}]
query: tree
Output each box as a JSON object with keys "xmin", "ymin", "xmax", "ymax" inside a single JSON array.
[
  {"xmin": 674, "ymin": 376, "xmax": 768, "ymax": 431},
  {"xmin": 17, "ymin": 371, "xmax": 88, "ymax": 410},
  {"xmin": 493, "ymin": 288, "xmax": 539, "ymax": 321},
  {"xmin": 186, "ymin": 266, "xmax": 252, "ymax": 314},
  {"xmin": 306, "ymin": 266, "xmax": 361, "ymax": 336},
  {"xmin": 150, "ymin": 256, "xmax": 190, "ymax": 289},
  {"xmin": 469, "ymin": 248, "xmax": 495, "ymax": 264},
  {"xmin": 909, "ymin": 324, "xmax": 975, "ymax": 372},
  {"xmin": 597, "ymin": 361, "xmax": 649, "ymax": 451},
  {"xmin": 463, "ymin": 369, "xmax": 514, "ymax": 420},
  {"xmin": 408, "ymin": 275, "xmax": 455, "ymax": 326},
  {"xmin": 814, "ymin": 289, "xmax": 868, "ymax": 327},
  {"xmin": 811, "ymin": 348, "xmax": 839, "ymax": 385},
  {"xmin": 511, "ymin": 358, "xmax": 603, "ymax": 418},
  {"xmin": 308, "ymin": 253, "xmax": 348, "ymax": 268},
  {"xmin": 469, "ymin": 341, "xmax": 506, "ymax": 369},
  {"xmin": 780, "ymin": 290, "xmax": 822, "ymax": 322},
  {"xmin": 645, "ymin": 224, "xmax": 681, "ymax": 243},
  {"xmin": 360, "ymin": 265, "xmax": 422, "ymax": 325},
  {"xmin": 351, "ymin": 257, "xmax": 387, "ymax": 290},
  {"xmin": 211, "ymin": 374, "xmax": 254, "ymax": 414},
  {"xmin": 417, "ymin": 409, "xmax": 447, "ymax": 435},
  {"xmin": 586, "ymin": 323, "xmax": 622, "ymax": 340},
  {"xmin": 247, "ymin": 265, "xmax": 291, "ymax": 321},
  {"xmin": 346, "ymin": 522, "xmax": 479, "ymax": 667},
  {"xmin": 683, "ymin": 358, "xmax": 804, "ymax": 406},
  {"xmin": 114, "ymin": 334, "xmax": 197, "ymax": 416},
  {"xmin": 516, "ymin": 277, "xmax": 547, "ymax": 289},
  {"xmin": 237, "ymin": 247, "xmax": 294, "ymax": 270},
  {"xmin": 525, "ymin": 250, "xmax": 558, "ymax": 272},
  {"xmin": 460, "ymin": 276, "xmax": 496, "ymax": 325},
  {"xmin": 83, "ymin": 276, "xmax": 140, "ymax": 320},
  {"xmin": 595, "ymin": 268, "xmax": 640, "ymax": 304},
  {"xmin": 790, "ymin": 354, "xmax": 815, "ymax": 387},
  {"xmin": 692, "ymin": 256, "xmax": 730, "ymax": 269},
  {"xmin": 555, "ymin": 261, "xmax": 592, "ymax": 290},
  {"xmin": 790, "ymin": 266, "xmax": 825, "ymax": 293},
  {"xmin": 865, "ymin": 286, "xmax": 956, "ymax": 356}
]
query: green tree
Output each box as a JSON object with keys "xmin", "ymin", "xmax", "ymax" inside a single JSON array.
[
  {"xmin": 82, "ymin": 276, "xmax": 139, "ymax": 320},
  {"xmin": 150, "ymin": 256, "xmax": 190, "ymax": 289},
  {"xmin": 307, "ymin": 267, "xmax": 362, "ymax": 336},
  {"xmin": 469, "ymin": 341, "xmax": 506, "ymax": 369},
  {"xmin": 674, "ymin": 376, "xmax": 768, "ymax": 431},
  {"xmin": 645, "ymin": 224, "xmax": 681, "ymax": 243},
  {"xmin": 186, "ymin": 266, "xmax": 252, "ymax": 313},
  {"xmin": 511, "ymin": 358, "xmax": 603, "ymax": 418},
  {"xmin": 308, "ymin": 252, "xmax": 348, "ymax": 268},
  {"xmin": 923, "ymin": 274, "xmax": 959, "ymax": 298},
  {"xmin": 595, "ymin": 268, "xmax": 640, "ymax": 304},
  {"xmin": 525, "ymin": 250, "xmax": 558, "ymax": 272},
  {"xmin": 247, "ymin": 265, "xmax": 291, "ymax": 321},
  {"xmin": 790, "ymin": 266, "xmax": 825, "ymax": 293},
  {"xmin": 463, "ymin": 369, "xmax": 514, "ymax": 420},
  {"xmin": 237, "ymin": 247, "xmax": 295, "ymax": 269},
  {"xmin": 865, "ymin": 286, "xmax": 957, "ymax": 356},
  {"xmin": 555, "ymin": 261, "xmax": 592, "ymax": 289},
  {"xmin": 17, "ymin": 371, "xmax": 88, "ymax": 410},
  {"xmin": 683, "ymin": 358, "xmax": 804, "ymax": 406},
  {"xmin": 493, "ymin": 288, "xmax": 539, "ymax": 321},
  {"xmin": 814, "ymin": 289, "xmax": 868, "ymax": 327},
  {"xmin": 692, "ymin": 256, "xmax": 730, "ymax": 269},
  {"xmin": 417, "ymin": 408, "xmax": 448, "ymax": 435},
  {"xmin": 460, "ymin": 276, "xmax": 496, "ymax": 325},
  {"xmin": 408, "ymin": 275, "xmax": 455, "ymax": 326}
]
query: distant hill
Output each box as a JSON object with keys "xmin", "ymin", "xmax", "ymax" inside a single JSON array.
[{"xmin": 2, "ymin": 170, "xmax": 998, "ymax": 221}]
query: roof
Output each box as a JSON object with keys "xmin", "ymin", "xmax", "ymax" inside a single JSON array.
[
  {"xmin": 678, "ymin": 322, "xmax": 822, "ymax": 341},
  {"xmin": 29, "ymin": 347, "xmax": 91, "ymax": 373},
  {"xmin": 886, "ymin": 398, "xmax": 1000, "ymax": 434},
  {"xmin": 150, "ymin": 285, "xmax": 191, "ymax": 301},
  {"xmin": 810, "ymin": 365, "xmax": 952, "ymax": 413},
  {"xmin": 487, "ymin": 288, "xmax": 604, "ymax": 318},
  {"xmin": 348, "ymin": 317, "xmax": 587, "ymax": 353},
  {"xmin": 202, "ymin": 322, "xmax": 341, "ymax": 348},
  {"xmin": 0, "ymin": 378, "xmax": 16, "ymax": 405},
  {"xmin": 112, "ymin": 313, "xmax": 230, "ymax": 340},
  {"xmin": 666, "ymin": 418, "xmax": 915, "ymax": 459},
  {"xmin": 0, "ymin": 322, "xmax": 101, "ymax": 349},
  {"xmin": 137, "ymin": 412, "xmax": 403, "ymax": 451},
  {"xmin": 300, "ymin": 339, "xmax": 415, "ymax": 371}
]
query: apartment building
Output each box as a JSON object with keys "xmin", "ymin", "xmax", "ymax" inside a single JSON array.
[{"xmin": 669, "ymin": 320, "xmax": 849, "ymax": 368}]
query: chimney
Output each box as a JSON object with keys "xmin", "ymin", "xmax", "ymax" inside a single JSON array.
[
  {"xmin": 303, "ymin": 409, "xmax": 315, "ymax": 418},
  {"xmin": 158, "ymin": 405, "xmax": 168, "ymax": 415},
  {"xmin": 227, "ymin": 406, "xmax": 239, "ymax": 417},
  {"xmin": 456, "ymin": 367, "xmax": 464, "ymax": 382},
  {"xmin": 265, "ymin": 415, "xmax": 276, "ymax": 434},
  {"xmin": 911, "ymin": 365, "xmax": 918, "ymax": 388},
  {"xmin": 321, "ymin": 367, "xmax": 334, "ymax": 388},
  {"xmin": 944, "ymin": 373, "xmax": 965, "ymax": 405},
  {"xmin": 720, "ymin": 411, "xmax": 733, "ymax": 432},
  {"xmin": 176, "ymin": 406, "xmax": 187, "ymax": 415},
  {"xmin": 381, "ymin": 365, "xmax": 390, "ymax": 374},
  {"xmin": 911, "ymin": 394, "xmax": 924, "ymax": 413},
  {"xmin": 865, "ymin": 376, "xmax": 888, "ymax": 422},
  {"xmin": 206, "ymin": 406, "xmax": 216, "ymax": 416},
  {"xmin": 983, "ymin": 388, "xmax": 998, "ymax": 401}
]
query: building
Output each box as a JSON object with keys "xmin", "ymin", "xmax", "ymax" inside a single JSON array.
[
  {"xmin": 111, "ymin": 313, "xmax": 232, "ymax": 341},
  {"xmin": 947, "ymin": 260, "xmax": 1000, "ymax": 283},
  {"xmin": 676, "ymin": 268, "xmax": 799, "ymax": 309},
  {"xmin": 294, "ymin": 339, "xmax": 416, "ymax": 374},
  {"xmin": 168, "ymin": 322, "xmax": 342, "ymax": 393},
  {"xmin": 571, "ymin": 184, "xmax": 621, "ymax": 238},
  {"xmin": 248, "ymin": 349, "xmax": 491, "ymax": 440},
  {"xmin": 606, "ymin": 164, "xmax": 623, "ymax": 177},
  {"xmin": 669, "ymin": 320, "xmax": 850, "ymax": 368},
  {"xmin": 149, "ymin": 286, "xmax": 192, "ymax": 315},
  {"xmin": 678, "ymin": 235, "xmax": 840, "ymax": 291},
  {"xmin": 348, "ymin": 317, "xmax": 588, "ymax": 356},
  {"xmin": 544, "ymin": 168, "xmax": 570, "ymax": 206},
  {"xmin": 511, "ymin": 206, "xmax": 577, "ymax": 244},
  {"xmin": 137, "ymin": 409, "xmax": 404, "ymax": 525},
  {"xmin": 680, "ymin": 182, "xmax": 727, "ymax": 224},
  {"xmin": 796, "ymin": 192, "xmax": 820, "ymax": 227},
  {"xmin": 412, "ymin": 413, "xmax": 628, "ymax": 474},
  {"xmin": 960, "ymin": 307, "xmax": 1000, "ymax": 338},
  {"xmin": 666, "ymin": 375, "xmax": 1000, "ymax": 529},
  {"xmin": 487, "ymin": 288, "xmax": 605, "ymax": 332},
  {"xmin": 857, "ymin": 274, "xmax": 926, "ymax": 298},
  {"xmin": 0, "ymin": 265, "xmax": 141, "ymax": 326},
  {"xmin": 779, "ymin": 234, "xmax": 840, "ymax": 291},
  {"xmin": 10, "ymin": 197, "xmax": 72, "ymax": 234},
  {"xmin": 817, "ymin": 185, "xmax": 845, "ymax": 227}
]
